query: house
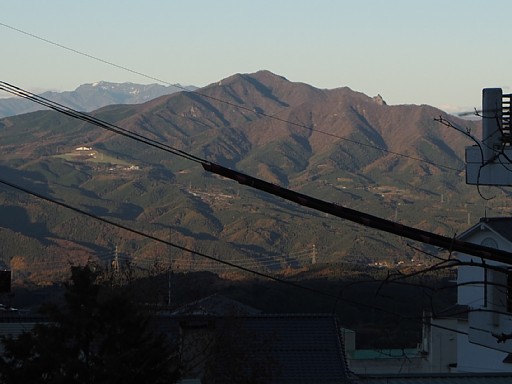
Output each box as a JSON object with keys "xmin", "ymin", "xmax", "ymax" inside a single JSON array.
[
  {"xmin": 344, "ymin": 312, "xmax": 458, "ymax": 375},
  {"xmin": 153, "ymin": 295, "xmax": 353, "ymax": 383},
  {"xmin": 178, "ymin": 314, "xmax": 353, "ymax": 383},
  {"xmin": 453, "ymin": 217, "xmax": 512, "ymax": 372},
  {"xmin": 0, "ymin": 310, "xmax": 47, "ymax": 355},
  {"xmin": 419, "ymin": 312, "xmax": 458, "ymax": 373},
  {"xmin": 348, "ymin": 217, "xmax": 512, "ymax": 377},
  {"xmin": 167, "ymin": 293, "xmax": 261, "ymax": 316},
  {"xmin": 347, "ymin": 347, "xmax": 426, "ymax": 375}
]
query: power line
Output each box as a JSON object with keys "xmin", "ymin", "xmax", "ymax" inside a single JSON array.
[
  {"xmin": 2, "ymin": 81, "xmax": 502, "ymax": 264},
  {"xmin": 0, "ymin": 81, "xmax": 205, "ymax": 165},
  {"xmin": 0, "ymin": 82, "xmax": 422, "ymax": 265},
  {"xmin": 0, "ymin": 22, "xmax": 174, "ymax": 88},
  {"xmin": 0, "ymin": 21, "xmax": 463, "ymax": 172},
  {"xmin": 0, "ymin": 24, "xmax": 483, "ymax": 343},
  {"xmin": 0, "ymin": 136, "xmax": 466, "ymax": 342},
  {"xmin": 0, "ymin": 176, "xmax": 334, "ymax": 300},
  {"xmin": 2, "ymin": 176, "xmax": 458, "ymax": 340},
  {"xmin": 0, "ymin": 148, "xmax": 485, "ymax": 323},
  {"xmin": 202, "ymin": 162, "xmax": 512, "ymax": 265},
  {"xmin": 1, "ymin": 176, "xmax": 464, "ymax": 343}
]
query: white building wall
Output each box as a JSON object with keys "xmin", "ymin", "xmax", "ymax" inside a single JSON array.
[
  {"xmin": 456, "ymin": 222, "xmax": 512, "ymax": 372},
  {"xmin": 458, "ymin": 262, "xmax": 486, "ymax": 308},
  {"xmin": 457, "ymin": 327, "xmax": 511, "ymax": 373},
  {"xmin": 426, "ymin": 318, "xmax": 457, "ymax": 373}
]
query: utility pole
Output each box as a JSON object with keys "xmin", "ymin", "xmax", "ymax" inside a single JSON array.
[
  {"xmin": 168, "ymin": 228, "xmax": 172, "ymax": 308},
  {"xmin": 466, "ymin": 88, "xmax": 512, "ymax": 185},
  {"xmin": 113, "ymin": 245, "xmax": 120, "ymax": 286}
]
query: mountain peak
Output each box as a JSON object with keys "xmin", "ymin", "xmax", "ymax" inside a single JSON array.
[
  {"xmin": 0, "ymin": 70, "xmax": 480, "ymax": 285},
  {"xmin": 373, "ymin": 94, "xmax": 387, "ymax": 106},
  {"xmin": 0, "ymin": 81, "xmax": 193, "ymax": 118},
  {"xmin": 212, "ymin": 70, "xmax": 289, "ymax": 87}
]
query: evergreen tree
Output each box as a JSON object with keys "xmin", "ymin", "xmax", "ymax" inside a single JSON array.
[{"xmin": 0, "ymin": 265, "xmax": 180, "ymax": 384}]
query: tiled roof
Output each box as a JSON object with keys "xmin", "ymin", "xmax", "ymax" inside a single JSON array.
[
  {"xmin": 153, "ymin": 312, "xmax": 352, "ymax": 383},
  {"xmin": 213, "ymin": 314, "xmax": 352, "ymax": 384},
  {"xmin": 169, "ymin": 293, "xmax": 261, "ymax": 316}
]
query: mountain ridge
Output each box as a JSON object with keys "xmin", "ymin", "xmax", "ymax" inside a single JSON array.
[
  {"xmin": 0, "ymin": 81, "xmax": 197, "ymax": 118},
  {"xmin": 0, "ymin": 70, "xmax": 499, "ymax": 285}
]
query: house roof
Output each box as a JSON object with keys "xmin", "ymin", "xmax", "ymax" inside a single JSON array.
[
  {"xmin": 153, "ymin": 312, "xmax": 353, "ymax": 383},
  {"xmin": 481, "ymin": 217, "xmax": 512, "ymax": 243},
  {"xmin": 0, "ymin": 311, "xmax": 48, "ymax": 340},
  {"xmin": 458, "ymin": 217, "xmax": 512, "ymax": 244},
  {"xmin": 154, "ymin": 295, "xmax": 352, "ymax": 382},
  {"xmin": 226, "ymin": 314, "xmax": 351, "ymax": 384},
  {"xmin": 168, "ymin": 293, "xmax": 261, "ymax": 316}
]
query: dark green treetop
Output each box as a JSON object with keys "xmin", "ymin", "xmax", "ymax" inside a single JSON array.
[{"xmin": 0, "ymin": 265, "xmax": 180, "ymax": 384}]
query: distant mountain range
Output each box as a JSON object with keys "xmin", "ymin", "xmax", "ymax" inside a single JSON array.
[
  {"xmin": 0, "ymin": 70, "xmax": 500, "ymax": 285},
  {"xmin": 0, "ymin": 81, "xmax": 197, "ymax": 118}
]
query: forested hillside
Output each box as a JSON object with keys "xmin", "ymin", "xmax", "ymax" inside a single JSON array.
[{"xmin": 0, "ymin": 70, "xmax": 505, "ymax": 285}]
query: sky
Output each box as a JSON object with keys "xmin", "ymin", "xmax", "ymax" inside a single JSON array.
[{"xmin": 2, "ymin": 0, "xmax": 512, "ymax": 114}]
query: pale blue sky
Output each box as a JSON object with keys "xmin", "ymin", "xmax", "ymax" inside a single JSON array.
[{"xmin": 2, "ymin": 0, "xmax": 512, "ymax": 113}]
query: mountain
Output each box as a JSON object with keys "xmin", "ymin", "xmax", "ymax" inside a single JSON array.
[
  {"xmin": 0, "ymin": 70, "xmax": 499, "ymax": 285},
  {"xmin": 0, "ymin": 81, "xmax": 197, "ymax": 118}
]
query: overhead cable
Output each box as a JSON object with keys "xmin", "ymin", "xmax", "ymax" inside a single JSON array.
[
  {"xmin": 202, "ymin": 162, "xmax": 512, "ymax": 265},
  {"xmin": 0, "ymin": 176, "xmax": 333, "ymax": 300},
  {"xmin": 2, "ymin": 81, "xmax": 503, "ymax": 264},
  {"xmin": 0, "ymin": 21, "xmax": 462, "ymax": 172},
  {"xmin": 0, "ymin": 81, "xmax": 206, "ymax": 165}
]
